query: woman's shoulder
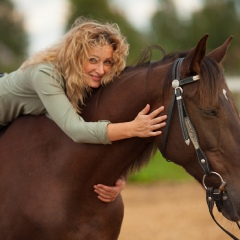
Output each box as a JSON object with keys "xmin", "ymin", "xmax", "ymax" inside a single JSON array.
[
  {"xmin": 34, "ymin": 62, "xmax": 55, "ymax": 74},
  {"xmin": 33, "ymin": 62, "xmax": 65, "ymax": 87},
  {"xmin": 24, "ymin": 62, "xmax": 55, "ymax": 77}
]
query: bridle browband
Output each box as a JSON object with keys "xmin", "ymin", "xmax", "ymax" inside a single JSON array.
[{"xmin": 161, "ymin": 58, "xmax": 239, "ymax": 239}]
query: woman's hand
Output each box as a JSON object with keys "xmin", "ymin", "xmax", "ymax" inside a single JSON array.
[
  {"xmin": 94, "ymin": 176, "xmax": 126, "ymax": 202},
  {"xmin": 107, "ymin": 104, "xmax": 167, "ymax": 142},
  {"xmin": 131, "ymin": 104, "xmax": 167, "ymax": 137}
]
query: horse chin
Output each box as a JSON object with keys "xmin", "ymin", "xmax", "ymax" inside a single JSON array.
[
  {"xmin": 221, "ymin": 193, "xmax": 240, "ymax": 222},
  {"xmin": 222, "ymin": 209, "xmax": 240, "ymax": 222}
]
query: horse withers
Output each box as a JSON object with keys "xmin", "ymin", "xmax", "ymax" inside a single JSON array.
[{"xmin": 0, "ymin": 34, "xmax": 239, "ymax": 239}]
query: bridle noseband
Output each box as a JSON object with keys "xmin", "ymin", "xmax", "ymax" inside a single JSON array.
[{"xmin": 161, "ymin": 58, "xmax": 239, "ymax": 239}]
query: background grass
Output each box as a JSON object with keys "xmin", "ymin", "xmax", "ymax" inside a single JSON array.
[{"xmin": 128, "ymin": 151, "xmax": 194, "ymax": 183}]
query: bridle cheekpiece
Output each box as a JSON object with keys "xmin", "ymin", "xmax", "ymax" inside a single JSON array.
[{"xmin": 161, "ymin": 58, "xmax": 239, "ymax": 240}]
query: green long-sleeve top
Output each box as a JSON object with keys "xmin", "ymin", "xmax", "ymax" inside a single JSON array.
[{"xmin": 0, "ymin": 62, "xmax": 111, "ymax": 144}]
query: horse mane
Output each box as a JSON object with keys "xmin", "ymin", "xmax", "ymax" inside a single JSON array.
[
  {"xmin": 124, "ymin": 141, "xmax": 158, "ymax": 177},
  {"xmin": 123, "ymin": 45, "xmax": 226, "ymax": 176}
]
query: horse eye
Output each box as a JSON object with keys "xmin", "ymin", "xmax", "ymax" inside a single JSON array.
[{"xmin": 200, "ymin": 108, "xmax": 217, "ymax": 116}]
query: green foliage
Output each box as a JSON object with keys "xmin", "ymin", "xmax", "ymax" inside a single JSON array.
[
  {"xmin": 129, "ymin": 151, "xmax": 194, "ymax": 183},
  {"xmin": 150, "ymin": 0, "xmax": 240, "ymax": 75},
  {"xmin": 66, "ymin": 0, "xmax": 240, "ymax": 74},
  {"xmin": 2, "ymin": 0, "xmax": 240, "ymax": 75},
  {"xmin": 150, "ymin": 0, "xmax": 188, "ymax": 53},
  {"xmin": 0, "ymin": 0, "xmax": 28, "ymax": 72},
  {"xmin": 188, "ymin": 0, "xmax": 240, "ymax": 75}
]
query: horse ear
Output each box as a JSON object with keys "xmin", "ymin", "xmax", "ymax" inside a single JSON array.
[
  {"xmin": 182, "ymin": 34, "xmax": 209, "ymax": 75},
  {"xmin": 207, "ymin": 36, "xmax": 234, "ymax": 63}
]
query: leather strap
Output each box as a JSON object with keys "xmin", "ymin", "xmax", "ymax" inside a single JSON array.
[
  {"xmin": 161, "ymin": 58, "xmax": 239, "ymax": 239},
  {"xmin": 161, "ymin": 58, "xmax": 183, "ymax": 158}
]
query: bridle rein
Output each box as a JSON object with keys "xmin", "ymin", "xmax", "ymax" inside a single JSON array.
[{"xmin": 161, "ymin": 58, "xmax": 239, "ymax": 240}]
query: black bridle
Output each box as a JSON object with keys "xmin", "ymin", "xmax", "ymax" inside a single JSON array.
[{"xmin": 161, "ymin": 58, "xmax": 239, "ymax": 240}]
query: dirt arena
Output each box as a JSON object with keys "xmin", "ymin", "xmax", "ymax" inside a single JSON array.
[{"xmin": 118, "ymin": 182, "xmax": 239, "ymax": 240}]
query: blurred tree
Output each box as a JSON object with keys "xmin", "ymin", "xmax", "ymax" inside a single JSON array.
[
  {"xmin": 0, "ymin": 0, "xmax": 28, "ymax": 72},
  {"xmin": 150, "ymin": 0, "xmax": 189, "ymax": 55},
  {"xmin": 149, "ymin": 0, "xmax": 240, "ymax": 74},
  {"xmin": 66, "ymin": 0, "xmax": 148, "ymax": 65},
  {"xmin": 189, "ymin": 0, "xmax": 240, "ymax": 75}
]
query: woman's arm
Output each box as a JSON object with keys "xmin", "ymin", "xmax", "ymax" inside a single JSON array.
[{"xmin": 32, "ymin": 66, "xmax": 167, "ymax": 144}]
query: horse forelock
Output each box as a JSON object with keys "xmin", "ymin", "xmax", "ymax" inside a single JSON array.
[{"xmin": 198, "ymin": 56, "xmax": 225, "ymax": 107}]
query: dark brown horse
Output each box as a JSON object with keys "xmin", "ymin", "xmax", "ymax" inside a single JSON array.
[{"xmin": 0, "ymin": 34, "xmax": 240, "ymax": 240}]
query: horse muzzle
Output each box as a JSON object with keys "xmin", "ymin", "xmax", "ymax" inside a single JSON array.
[
  {"xmin": 204, "ymin": 172, "xmax": 240, "ymax": 239},
  {"xmin": 213, "ymin": 189, "xmax": 240, "ymax": 222},
  {"xmin": 203, "ymin": 172, "xmax": 240, "ymax": 222}
]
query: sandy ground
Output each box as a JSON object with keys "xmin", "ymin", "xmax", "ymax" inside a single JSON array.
[{"xmin": 118, "ymin": 182, "xmax": 240, "ymax": 240}]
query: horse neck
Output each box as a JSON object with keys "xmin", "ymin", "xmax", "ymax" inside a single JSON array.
[
  {"xmin": 146, "ymin": 62, "xmax": 173, "ymax": 108},
  {"xmin": 80, "ymin": 67, "xmax": 157, "ymax": 182},
  {"xmin": 82, "ymin": 67, "xmax": 150, "ymax": 123}
]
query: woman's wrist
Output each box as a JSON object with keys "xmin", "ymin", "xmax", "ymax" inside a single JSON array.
[{"xmin": 107, "ymin": 122, "xmax": 134, "ymax": 142}]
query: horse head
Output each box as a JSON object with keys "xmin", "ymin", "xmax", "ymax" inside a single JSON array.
[{"xmin": 155, "ymin": 34, "xmax": 240, "ymax": 225}]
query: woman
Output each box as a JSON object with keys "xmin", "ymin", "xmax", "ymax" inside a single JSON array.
[{"xmin": 0, "ymin": 17, "xmax": 167, "ymax": 202}]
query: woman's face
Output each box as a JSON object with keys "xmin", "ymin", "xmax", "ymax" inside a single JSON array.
[{"xmin": 83, "ymin": 45, "xmax": 114, "ymax": 88}]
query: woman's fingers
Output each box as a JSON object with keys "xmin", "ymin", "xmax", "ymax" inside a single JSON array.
[
  {"xmin": 144, "ymin": 106, "xmax": 167, "ymax": 132},
  {"xmin": 132, "ymin": 105, "xmax": 168, "ymax": 138},
  {"xmin": 151, "ymin": 115, "xmax": 168, "ymax": 125},
  {"xmin": 94, "ymin": 185, "xmax": 116, "ymax": 202},
  {"xmin": 93, "ymin": 178, "xmax": 126, "ymax": 203},
  {"xmin": 149, "ymin": 106, "xmax": 165, "ymax": 118},
  {"xmin": 139, "ymin": 104, "xmax": 151, "ymax": 115}
]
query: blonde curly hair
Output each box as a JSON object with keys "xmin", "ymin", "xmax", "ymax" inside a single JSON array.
[{"xmin": 21, "ymin": 17, "xmax": 129, "ymax": 113}]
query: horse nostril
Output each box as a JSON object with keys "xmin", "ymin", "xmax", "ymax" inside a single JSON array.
[{"xmin": 223, "ymin": 195, "xmax": 228, "ymax": 201}]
